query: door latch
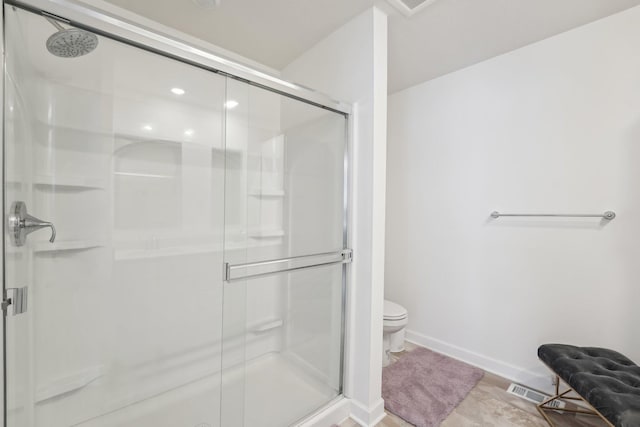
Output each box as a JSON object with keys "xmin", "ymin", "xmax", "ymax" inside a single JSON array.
[{"xmin": 2, "ymin": 287, "xmax": 28, "ymax": 316}]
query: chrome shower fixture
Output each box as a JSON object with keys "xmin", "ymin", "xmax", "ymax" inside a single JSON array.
[{"xmin": 45, "ymin": 17, "xmax": 98, "ymax": 58}]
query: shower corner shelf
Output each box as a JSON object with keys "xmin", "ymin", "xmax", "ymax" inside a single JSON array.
[
  {"xmin": 33, "ymin": 174, "xmax": 107, "ymax": 190},
  {"xmin": 33, "ymin": 239, "xmax": 104, "ymax": 253},
  {"xmin": 6, "ymin": 175, "xmax": 24, "ymax": 185},
  {"xmin": 248, "ymin": 189, "xmax": 285, "ymax": 198},
  {"xmin": 248, "ymin": 229, "xmax": 285, "ymax": 239},
  {"xmin": 250, "ymin": 318, "xmax": 284, "ymax": 334},
  {"xmin": 35, "ymin": 365, "xmax": 106, "ymax": 403}
]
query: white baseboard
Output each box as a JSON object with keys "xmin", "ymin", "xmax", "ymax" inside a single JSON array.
[
  {"xmin": 350, "ymin": 397, "xmax": 386, "ymax": 427},
  {"xmin": 405, "ymin": 330, "xmax": 552, "ymax": 393}
]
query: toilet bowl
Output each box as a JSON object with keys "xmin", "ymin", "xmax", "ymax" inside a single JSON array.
[{"xmin": 383, "ymin": 300, "xmax": 408, "ymax": 367}]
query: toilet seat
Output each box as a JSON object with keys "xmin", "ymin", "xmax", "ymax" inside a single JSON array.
[{"xmin": 384, "ymin": 300, "xmax": 407, "ymax": 321}]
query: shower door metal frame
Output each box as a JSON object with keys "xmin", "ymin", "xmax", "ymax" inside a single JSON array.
[{"xmin": 1, "ymin": 0, "xmax": 353, "ymax": 425}]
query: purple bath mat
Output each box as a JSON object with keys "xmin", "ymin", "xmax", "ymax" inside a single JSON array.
[{"xmin": 382, "ymin": 347, "xmax": 484, "ymax": 427}]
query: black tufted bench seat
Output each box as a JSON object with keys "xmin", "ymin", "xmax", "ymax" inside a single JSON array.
[{"xmin": 537, "ymin": 344, "xmax": 640, "ymax": 427}]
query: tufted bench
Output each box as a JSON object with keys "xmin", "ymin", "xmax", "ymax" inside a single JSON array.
[{"xmin": 537, "ymin": 344, "xmax": 640, "ymax": 427}]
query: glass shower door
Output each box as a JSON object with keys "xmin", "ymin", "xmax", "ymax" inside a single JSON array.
[
  {"xmin": 221, "ymin": 79, "xmax": 348, "ymax": 427},
  {"xmin": 4, "ymin": 6, "xmax": 226, "ymax": 427}
]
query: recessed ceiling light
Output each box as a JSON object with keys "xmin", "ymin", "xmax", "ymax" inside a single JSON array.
[
  {"xmin": 171, "ymin": 87, "xmax": 185, "ymax": 95},
  {"xmin": 225, "ymin": 100, "xmax": 239, "ymax": 109},
  {"xmin": 142, "ymin": 125, "xmax": 153, "ymax": 131},
  {"xmin": 184, "ymin": 129, "xmax": 194, "ymax": 136},
  {"xmin": 192, "ymin": 0, "xmax": 220, "ymax": 8}
]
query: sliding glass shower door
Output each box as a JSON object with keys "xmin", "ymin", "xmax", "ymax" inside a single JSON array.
[
  {"xmin": 4, "ymin": 6, "xmax": 226, "ymax": 427},
  {"xmin": 220, "ymin": 80, "xmax": 347, "ymax": 427},
  {"xmin": 4, "ymin": 5, "xmax": 348, "ymax": 427}
]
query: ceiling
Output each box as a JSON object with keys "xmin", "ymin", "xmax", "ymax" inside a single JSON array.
[
  {"xmin": 102, "ymin": 0, "xmax": 374, "ymax": 72},
  {"xmin": 386, "ymin": 0, "xmax": 640, "ymax": 92},
  {"xmin": 103, "ymin": 0, "xmax": 640, "ymax": 93}
]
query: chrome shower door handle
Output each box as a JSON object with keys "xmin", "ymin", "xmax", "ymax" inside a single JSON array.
[{"xmin": 7, "ymin": 201, "xmax": 56, "ymax": 247}]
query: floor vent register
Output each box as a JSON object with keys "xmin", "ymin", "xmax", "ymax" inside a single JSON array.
[{"xmin": 506, "ymin": 383, "xmax": 565, "ymax": 409}]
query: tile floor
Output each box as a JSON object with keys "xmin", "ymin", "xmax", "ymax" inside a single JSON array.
[{"xmin": 340, "ymin": 342, "xmax": 608, "ymax": 427}]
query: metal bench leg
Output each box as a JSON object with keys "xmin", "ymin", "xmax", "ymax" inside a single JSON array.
[{"xmin": 536, "ymin": 376, "xmax": 615, "ymax": 427}]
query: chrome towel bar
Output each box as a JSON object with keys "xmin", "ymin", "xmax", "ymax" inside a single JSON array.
[{"xmin": 490, "ymin": 211, "xmax": 616, "ymax": 220}]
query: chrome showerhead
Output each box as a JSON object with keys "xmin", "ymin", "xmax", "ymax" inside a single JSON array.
[{"xmin": 45, "ymin": 18, "xmax": 98, "ymax": 58}]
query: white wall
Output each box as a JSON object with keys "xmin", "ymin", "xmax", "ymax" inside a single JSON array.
[
  {"xmin": 283, "ymin": 7, "xmax": 388, "ymax": 426},
  {"xmin": 386, "ymin": 5, "xmax": 640, "ymax": 392}
]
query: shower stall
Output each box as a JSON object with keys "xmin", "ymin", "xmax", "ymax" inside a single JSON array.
[{"xmin": 2, "ymin": 2, "xmax": 350, "ymax": 426}]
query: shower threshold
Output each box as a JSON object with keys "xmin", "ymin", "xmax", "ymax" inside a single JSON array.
[{"xmin": 66, "ymin": 352, "xmax": 337, "ymax": 427}]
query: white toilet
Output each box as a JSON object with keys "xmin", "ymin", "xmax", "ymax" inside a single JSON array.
[{"xmin": 383, "ymin": 300, "xmax": 408, "ymax": 367}]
